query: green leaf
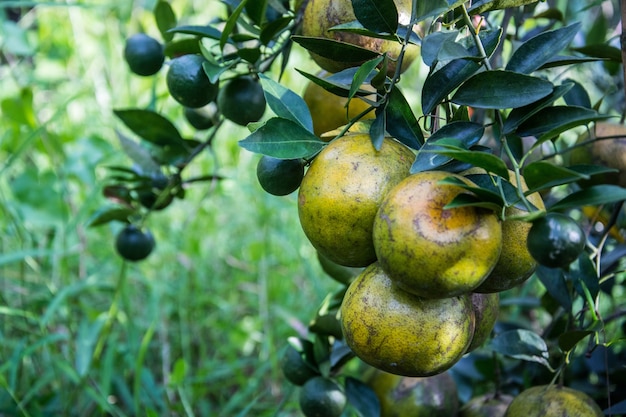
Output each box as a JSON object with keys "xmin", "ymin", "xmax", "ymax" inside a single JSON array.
[
  {"xmin": 439, "ymin": 175, "xmax": 505, "ymax": 206},
  {"xmin": 523, "ymin": 161, "xmax": 589, "ymax": 193},
  {"xmin": 221, "ymin": 0, "xmax": 248, "ymax": 50},
  {"xmin": 539, "ymin": 55, "xmax": 607, "ymax": 69},
  {"xmin": 345, "ymin": 376, "xmax": 381, "ymax": 417},
  {"xmin": 168, "ymin": 25, "xmax": 224, "ymax": 41},
  {"xmin": 570, "ymin": 254, "xmax": 600, "ymax": 300},
  {"xmin": 563, "ymin": 78, "xmax": 592, "ymax": 109},
  {"xmin": 296, "ymin": 68, "xmax": 374, "ymax": 98},
  {"xmin": 451, "ymin": 70, "xmax": 553, "ymax": 109},
  {"xmin": 87, "ymin": 207, "xmax": 135, "ymax": 227},
  {"xmin": 154, "ymin": 1, "xmax": 177, "ymax": 42},
  {"xmin": 422, "ymin": 29, "xmax": 502, "ymax": 115},
  {"xmin": 259, "ymin": 74, "xmax": 314, "ymax": 132},
  {"xmin": 260, "ymin": 16, "xmax": 292, "ymax": 45},
  {"xmin": 414, "ymin": 0, "xmax": 450, "ymax": 22},
  {"xmin": 550, "ymin": 185, "xmax": 626, "ymax": 211},
  {"xmin": 468, "ymin": 0, "xmax": 540, "ymax": 14},
  {"xmin": 116, "ymin": 132, "xmax": 162, "ymax": 173},
  {"xmin": 239, "ymin": 117, "xmax": 325, "ymax": 159},
  {"xmin": 444, "ymin": 193, "xmax": 503, "ymax": 212},
  {"xmin": 114, "ymin": 109, "xmax": 184, "ymax": 147},
  {"xmin": 571, "ymin": 44, "xmax": 622, "ymax": 61},
  {"xmin": 349, "ymin": 56, "xmax": 382, "ymax": 99},
  {"xmin": 385, "ymin": 86, "xmax": 423, "ymax": 149},
  {"xmin": 370, "ymin": 110, "xmax": 386, "ymax": 151},
  {"xmin": 411, "ymin": 122, "xmax": 484, "ymax": 173},
  {"xmin": 488, "ymin": 329, "xmax": 551, "ymax": 369},
  {"xmin": 245, "ymin": 0, "xmax": 266, "ymax": 26},
  {"xmin": 430, "ymin": 145, "xmax": 510, "ymax": 178},
  {"xmin": 536, "ymin": 265, "xmax": 572, "ymax": 311},
  {"xmin": 292, "ymin": 35, "xmax": 381, "ymax": 64},
  {"xmin": 518, "ymin": 106, "xmax": 611, "ymax": 143},
  {"xmin": 505, "ymin": 22, "xmax": 581, "ymax": 74},
  {"xmin": 503, "ymin": 82, "xmax": 574, "ymax": 134},
  {"xmin": 237, "ymin": 47, "xmax": 261, "ymax": 63},
  {"xmin": 422, "ymin": 31, "xmax": 472, "ymax": 66},
  {"xmin": 351, "ymin": 0, "xmax": 398, "ymax": 34},
  {"xmin": 558, "ymin": 330, "xmax": 593, "ymax": 353}
]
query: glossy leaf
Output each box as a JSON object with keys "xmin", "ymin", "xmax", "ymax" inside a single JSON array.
[
  {"xmin": 539, "ymin": 55, "xmax": 606, "ymax": 69},
  {"xmin": 421, "ymin": 31, "xmax": 470, "ymax": 66},
  {"xmin": 558, "ymin": 330, "xmax": 593, "ymax": 353},
  {"xmin": 370, "ymin": 110, "xmax": 386, "ymax": 151},
  {"xmin": 550, "ymin": 185, "xmax": 626, "ymax": 211},
  {"xmin": 451, "ymin": 70, "xmax": 553, "ymax": 109},
  {"xmin": 517, "ymin": 106, "xmax": 611, "ymax": 143},
  {"xmin": 384, "ymin": 86, "xmax": 423, "ymax": 149},
  {"xmin": 468, "ymin": 0, "xmax": 540, "ymax": 14},
  {"xmin": 523, "ymin": 161, "xmax": 589, "ymax": 193},
  {"xmin": 506, "ymin": 22, "xmax": 581, "ymax": 74},
  {"xmin": 503, "ymin": 82, "xmax": 574, "ymax": 134},
  {"xmin": 221, "ymin": 0, "xmax": 247, "ymax": 50},
  {"xmin": 260, "ymin": 16, "xmax": 292, "ymax": 45},
  {"xmin": 414, "ymin": 0, "xmax": 450, "ymax": 22},
  {"xmin": 291, "ymin": 36, "xmax": 381, "ymax": 63},
  {"xmin": 259, "ymin": 74, "xmax": 313, "ymax": 132},
  {"xmin": 562, "ymin": 78, "xmax": 592, "ymax": 108},
  {"xmin": 345, "ymin": 376, "xmax": 381, "ymax": 417},
  {"xmin": 422, "ymin": 29, "xmax": 502, "ymax": 115},
  {"xmin": 87, "ymin": 207, "xmax": 135, "ymax": 227},
  {"xmin": 239, "ymin": 117, "xmax": 325, "ymax": 159},
  {"xmin": 296, "ymin": 68, "xmax": 374, "ymax": 98},
  {"xmin": 571, "ymin": 44, "xmax": 622, "ymax": 61},
  {"xmin": 168, "ymin": 25, "xmax": 224, "ymax": 41},
  {"xmin": 114, "ymin": 109, "xmax": 185, "ymax": 147},
  {"xmin": 488, "ymin": 329, "xmax": 551, "ymax": 368},
  {"xmin": 570, "ymin": 254, "xmax": 600, "ymax": 300},
  {"xmin": 245, "ymin": 0, "xmax": 266, "ymax": 26},
  {"xmin": 154, "ymin": 1, "xmax": 177, "ymax": 42},
  {"xmin": 432, "ymin": 145, "xmax": 510, "ymax": 178},
  {"xmin": 536, "ymin": 265, "xmax": 572, "ymax": 310},
  {"xmin": 351, "ymin": 0, "xmax": 398, "ymax": 34},
  {"xmin": 411, "ymin": 122, "xmax": 484, "ymax": 173}
]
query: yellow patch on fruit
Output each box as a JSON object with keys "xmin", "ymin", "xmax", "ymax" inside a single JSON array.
[
  {"xmin": 372, "ymin": 171, "xmax": 502, "ymax": 299},
  {"xmin": 340, "ymin": 263, "xmax": 475, "ymax": 377},
  {"xmin": 504, "ymin": 385, "xmax": 603, "ymax": 417},
  {"xmin": 298, "ymin": 133, "xmax": 415, "ymax": 267}
]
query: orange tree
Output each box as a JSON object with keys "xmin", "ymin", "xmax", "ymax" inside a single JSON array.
[{"xmin": 91, "ymin": 0, "xmax": 626, "ymax": 415}]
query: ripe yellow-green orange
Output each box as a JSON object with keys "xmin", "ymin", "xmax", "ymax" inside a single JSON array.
[
  {"xmin": 473, "ymin": 170, "xmax": 545, "ymax": 293},
  {"xmin": 568, "ymin": 121, "xmax": 626, "ymax": 187},
  {"xmin": 460, "ymin": 393, "xmax": 514, "ymax": 417},
  {"xmin": 340, "ymin": 263, "xmax": 475, "ymax": 376},
  {"xmin": 301, "ymin": 0, "xmax": 419, "ymax": 76},
  {"xmin": 299, "ymin": 376, "xmax": 346, "ymax": 417},
  {"xmin": 504, "ymin": 385, "xmax": 603, "ymax": 417},
  {"xmin": 466, "ymin": 292, "xmax": 499, "ymax": 352},
  {"xmin": 373, "ymin": 171, "xmax": 502, "ymax": 299},
  {"xmin": 303, "ymin": 75, "xmax": 375, "ymax": 138},
  {"xmin": 298, "ymin": 133, "xmax": 414, "ymax": 267},
  {"xmin": 367, "ymin": 368, "xmax": 459, "ymax": 417}
]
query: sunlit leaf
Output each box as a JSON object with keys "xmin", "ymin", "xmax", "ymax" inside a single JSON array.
[
  {"xmin": 221, "ymin": 0, "xmax": 248, "ymax": 50},
  {"xmin": 114, "ymin": 109, "xmax": 184, "ymax": 147},
  {"xmin": 154, "ymin": 1, "xmax": 177, "ymax": 42},
  {"xmin": 259, "ymin": 74, "xmax": 313, "ymax": 132}
]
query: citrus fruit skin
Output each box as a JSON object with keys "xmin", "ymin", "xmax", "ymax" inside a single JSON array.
[
  {"xmin": 341, "ymin": 263, "xmax": 475, "ymax": 377},
  {"xmin": 115, "ymin": 225, "xmax": 155, "ymax": 261},
  {"xmin": 466, "ymin": 292, "xmax": 499, "ymax": 352},
  {"xmin": 124, "ymin": 33, "xmax": 165, "ymax": 76},
  {"xmin": 303, "ymin": 76, "xmax": 375, "ymax": 138},
  {"xmin": 367, "ymin": 369, "xmax": 459, "ymax": 417},
  {"xmin": 166, "ymin": 54, "xmax": 219, "ymax": 108},
  {"xmin": 299, "ymin": 376, "xmax": 347, "ymax": 417},
  {"xmin": 301, "ymin": 0, "xmax": 419, "ymax": 76},
  {"xmin": 297, "ymin": 134, "xmax": 415, "ymax": 267},
  {"xmin": 256, "ymin": 155, "xmax": 304, "ymax": 196},
  {"xmin": 474, "ymin": 171, "xmax": 545, "ymax": 293},
  {"xmin": 526, "ymin": 213, "xmax": 586, "ymax": 269},
  {"xmin": 280, "ymin": 344, "xmax": 320, "ymax": 386},
  {"xmin": 183, "ymin": 106, "xmax": 214, "ymax": 130},
  {"xmin": 217, "ymin": 76, "xmax": 266, "ymax": 126},
  {"xmin": 373, "ymin": 171, "xmax": 502, "ymax": 299},
  {"xmin": 503, "ymin": 385, "xmax": 603, "ymax": 417},
  {"xmin": 460, "ymin": 393, "xmax": 514, "ymax": 417}
]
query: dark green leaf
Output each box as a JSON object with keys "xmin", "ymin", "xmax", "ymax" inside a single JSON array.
[
  {"xmin": 349, "ymin": 56, "xmax": 382, "ymax": 99},
  {"xmin": 488, "ymin": 329, "xmax": 551, "ymax": 368},
  {"xmin": 422, "ymin": 29, "xmax": 502, "ymax": 115},
  {"xmin": 536, "ymin": 265, "xmax": 572, "ymax": 310},
  {"xmin": 154, "ymin": 1, "xmax": 177, "ymax": 42},
  {"xmin": 370, "ymin": 110, "xmax": 386, "ymax": 151},
  {"xmin": 414, "ymin": 0, "xmax": 450, "ymax": 22},
  {"xmin": 571, "ymin": 44, "xmax": 622, "ymax": 61},
  {"xmin": 503, "ymin": 82, "xmax": 574, "ymax": 134},
  {"xmin": 329, "ymin": 340, "xmax": 355, "ymax": 370},
  {"xmin": 237, "ymin": 47, "xmax": 261, "ymax": 63},
  {"xmin": 563, "ymin": 78, "xmax": 592, "ymax": 108},
  {"xmin": 430, "ymin": 145, "xmax": 510, "ymax": 178},
  {"xmin": 87, "ymin": 207, "xmax": 135, "ymax": 227},
  {"xmin": 239, "ymin": 117, "xmax": 325, "ymax": 159},
  {"xmin": 345, "ymin": 376, "xmax": 381, "ymax": 417},
  {"xmin": 444, "ymin": 193, "xmax": 502, "ymax": 212},
  {"xmin": 168, "ymin": 25, "xmax": 224, "ymax": 41},
  {"xmin": 329, "ymin": 21, "xmax": 421, "ymax": 44},
  {"xmin": 164, "ymin": 38, "xmax": 202, "ymax": 58},
  {"xmin": 550, "ymin": 185, "xmax": 626, "ymax": 211},
  {"xmin": 245, "ymin": 0, "xmax": 266, "ymax": 26},
  {"xmin": 558, "ymin": 330, "xmax": 593, "ymax": 353},
  {"xmin": 517, "ymin": 106, "xmax": 611, "ymax": 143},
  {"xmin": 259, "ymin": 74, "xmax": 313, "ymax": 132},
  {"xmin": 292, "ymin": 35, "xmax": 380, "ymax": 64},
  {"xmin": 539, "ymin": 55, "xmax": 607, "ymax": 69},
  {"xmin": 451, "ymin": 70, "xmax": 553, "ymax": 109},
  {"xmin": 116, "ymin": 132, "xmax": 162, "ymax": 173},
  {"xmin": 296, "ymin": 69, "xmax": 374, "ymax": 98},
  {"xmin": 411, "ymin": 122, "xmax": 484, "ymax": 173},
  {"xmin": 468, "ymin": 0, "xmax": 540, "ymax": 14},
  {"xmin": 260, "ymin": 16, "xmax": 292, "ymax": 45},
  {"xmin": 505, "ymin": 22, "xmax": 581, "ymax": 74},
  {"xmin": 385, "ymin": 86, "xmax": 423, "ymax": 149},
  {"xmin": 221, "ymin": 0, "xmax": 248, "ymax": 50},
  {"xmin": 533, "ymin": 8, "xmax": 564, "ymax": 22},
  {"xmin": 438, "ymin": 175, "xmax": 505, "ymax": 207},
  {"xmin": 351, "ymin": 0, "xmax": 398, "ymax": 34},
  {"xmin": 570, "ymin": 254, "xmax": 600, "ymax": 300},
  {"xmin": 523, "ymin": 161, "xmax": 589, "ymax": 193},
  {"xmin": 422, "ymin": 31, "xmax": 471, "ymax": 67},
  {"xmin": 114, "ymin": 109, "xmax": 184, "ymax": 147}
]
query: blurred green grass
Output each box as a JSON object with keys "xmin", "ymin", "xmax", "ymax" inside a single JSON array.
[{"xmin": 0, "ymin": 1, "xmax": 358, "ymax": 415}]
